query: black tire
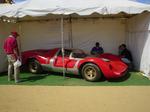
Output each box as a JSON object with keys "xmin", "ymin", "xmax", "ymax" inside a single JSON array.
[
  {"xmin": 28, "ymin": 59, "xmax": 43, "ymax": 74},
  {"xmin": 81, "ymin": 63, "xmax": 102, "ymax": 82}
]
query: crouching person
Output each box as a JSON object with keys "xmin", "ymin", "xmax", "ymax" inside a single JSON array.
[
  {"xmin": 118, "ymin": 44, "xmax": 133, "ymax": 70},
  {"xmin": 3, "ymin": 31, "xmax": 21, "ymax": 83}
]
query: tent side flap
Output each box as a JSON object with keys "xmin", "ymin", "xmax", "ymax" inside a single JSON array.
[{"xmin": 127, "ymin": 12, "xmax": 150, "ymax": 76}]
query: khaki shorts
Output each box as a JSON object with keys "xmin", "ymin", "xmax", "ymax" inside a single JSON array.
[{"xmin": 7, "ymin": 54, "xmax": 16, "ymax": 64}]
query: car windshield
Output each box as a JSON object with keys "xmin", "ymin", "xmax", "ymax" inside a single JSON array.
[
  {"xmin": 58, "ymin": 49, "xmax": 72, "ymax": 57},
  {"xmin": 72, "ymin": 49, "xmax": 87, "ymax": 58}
]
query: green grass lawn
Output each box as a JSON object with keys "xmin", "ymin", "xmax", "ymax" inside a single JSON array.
[{"xmin": 0, "ymin": 71, "xmax": 150, "ymax": 86}]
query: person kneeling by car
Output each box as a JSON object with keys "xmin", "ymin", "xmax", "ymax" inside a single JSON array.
[{"xmin": 119, "ymin": 44, "xmax": 133, "ymax": 69}]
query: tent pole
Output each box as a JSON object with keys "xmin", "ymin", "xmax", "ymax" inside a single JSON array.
[
  {"xmin": 18, "ymin": 22, "xmax": 22, "ymax": 60},
  {"xmin": 61, "ymin": 15, "xmax": 65, "ymax": 78},
  {"xmin": 69, "ymin": 15, "xmax": 73, "ymax": 48}
]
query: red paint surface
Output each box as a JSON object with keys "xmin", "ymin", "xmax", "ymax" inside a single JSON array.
[{"xmin": 22, "ymin": 48, "xmax": 128, "ymax": 79}]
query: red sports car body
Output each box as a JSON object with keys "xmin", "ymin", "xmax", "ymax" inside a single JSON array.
[{"xmin": 21, "ymin": 48, "xmax": 128, "ymax": 82}]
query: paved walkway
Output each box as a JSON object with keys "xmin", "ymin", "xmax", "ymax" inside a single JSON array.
[{"xmin": 0, "ymin": 86, "xmax": 150, "ymax": 112}]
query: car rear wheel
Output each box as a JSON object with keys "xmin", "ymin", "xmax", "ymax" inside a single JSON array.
[
  {"xmin": 28, "ymin": 59, "xmax": 43, "ymax": 74},
  {"xmin": 81, "ymin": 63, "xmax": 102, "ymax": 82}
]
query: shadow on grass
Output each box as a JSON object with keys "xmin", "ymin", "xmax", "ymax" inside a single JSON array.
[
  {"xmin": 0, "ymin": 74, "xmax": 7, "ymax": 77},
  {"xmin": 48, "ymin": 71, "xmax": 131, "ymax": 82},
  {"xmin": 108, "ymin": 71, "xmax": 131, "ymax": 82},
  {"xmin": 48, "ymin": 72, "xmax": 109, "ymax": 82},
  {"xmin": 0, "ymin": 71, "xmax": 8, "ymax": 76},
  {"xmin": 48, "ymin": 72, "xmax": 82, "ymax": 79},
  {"xmin": 1, "ymin": 70, "xmax": 131, "ymax": 83},
  {"xmin": 21, "ymin": 74, "xmax": 49, "ymax": 82}
]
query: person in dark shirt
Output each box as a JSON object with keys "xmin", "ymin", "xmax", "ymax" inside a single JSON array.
[
  {"xmin": 119, "ymin": 44, "xmax": 132, "ymax": 62},
  {"xmin": 91, "ymin": 42, "xmax": 104, "ymax": 55},
  {"xmin": 119, "ymin": 44, "xmax": 133, "ymax": 69}
]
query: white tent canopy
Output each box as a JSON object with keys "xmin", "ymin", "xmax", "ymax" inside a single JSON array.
[
  {"xmin": 0, "ymin": 1, "xmax": 27, "ymax": 17},
  {"xmin": 0, "ymin": 0, "xmax": 150, "ymax": 17}
]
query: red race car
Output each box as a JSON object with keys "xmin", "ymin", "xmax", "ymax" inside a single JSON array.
[{"xmin": 21, "ymin": 48, "xmax": 128, "ymax": 82}]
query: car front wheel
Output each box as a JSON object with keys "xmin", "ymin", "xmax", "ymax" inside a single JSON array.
[{"xmin": 81, "ymin": 63, "xmax": 102, "ymax": 82}]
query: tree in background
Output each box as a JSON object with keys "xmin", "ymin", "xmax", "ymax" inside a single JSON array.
[{"xmin": 0, "ymin": 0, "xmax": 14, "ymax": 4}]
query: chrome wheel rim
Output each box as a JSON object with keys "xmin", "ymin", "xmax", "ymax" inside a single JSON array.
[{"xmin": 84, "ymin": 66, "xmax": 97, "ymax": 80}]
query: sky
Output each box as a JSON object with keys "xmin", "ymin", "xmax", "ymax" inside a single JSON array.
[
  {"xmin": 137, "ymin": 0, "xmax": 150, "ymax": 4},
  {"xmin": 13, "ymin": 0, "xmax": 150, "ymax": 4},
  {"xmin": 14, "ymin": 0, "xmax": 26, "ymax": 3}
]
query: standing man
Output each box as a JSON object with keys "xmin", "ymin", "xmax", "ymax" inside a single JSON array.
[
  {"xmin": 91, "ymin": 42, "xmax": 104, "ymax": 55},
  {"xmin": 3, "ymin": 31, "xmax": 20, "ymax": 83}
]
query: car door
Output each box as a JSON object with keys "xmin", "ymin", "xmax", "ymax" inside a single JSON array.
[{"xmin": 54, "ymin": 49, "xmax": 72, "ymax": 68}]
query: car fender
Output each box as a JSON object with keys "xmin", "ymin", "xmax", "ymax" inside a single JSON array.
[
  {"xmin": 78, "ymin": 57, "xmax": 113, "ymax": 77},
  {"xmin": 22, "ymin": 54, "xmax": 47, "ymax": 65}
]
